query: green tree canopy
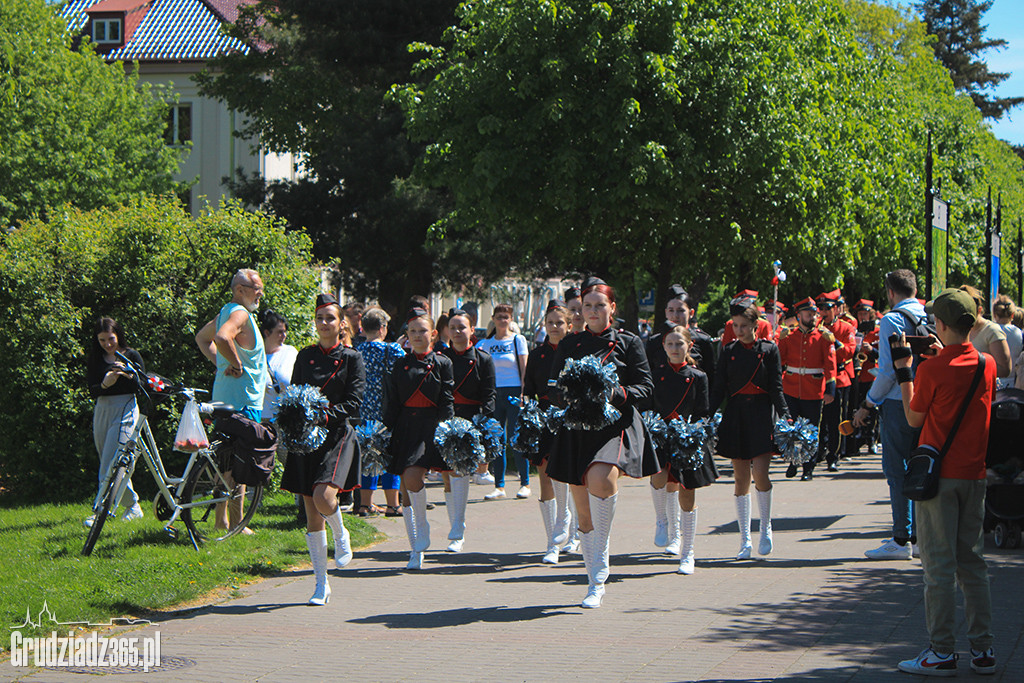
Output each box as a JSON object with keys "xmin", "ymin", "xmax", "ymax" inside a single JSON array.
[
  {"xmin": 0, "ymin": 0, "xmax": 181, "ymax": 226},
  {"xmin": 917, "ymin": 0, "xmax": 1024, "ymax": 120}
]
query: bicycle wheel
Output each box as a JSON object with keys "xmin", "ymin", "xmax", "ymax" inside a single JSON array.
[
  {"xmin": 180, "ymin": 456, "xmax": 263, "ymax": 543},
  {"xmin": 81, "ymin": 465, "xmax": 126, "ymax": 556}
]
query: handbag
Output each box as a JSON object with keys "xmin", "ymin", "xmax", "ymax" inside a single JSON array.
[{"xmin": 903, "ymin": 354, "xmax": 986, "ymax": 501}]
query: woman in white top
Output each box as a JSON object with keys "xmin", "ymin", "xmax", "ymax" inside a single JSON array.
[
  {"xmin": 993, "ymin": 296, "xmax": 1022, "ymax": 389},
  {"xmin": 260, "ymin": 310, "xmax": 299, "ymax": 421},
  {"xmin": 474, "ymin": 303, "xmax": 530, "ymax": 500}
]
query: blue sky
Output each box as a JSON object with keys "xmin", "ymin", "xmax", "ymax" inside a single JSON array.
[{"xmin": 982, "ymin": 0, "xmax": 1024, "ymax": 145}]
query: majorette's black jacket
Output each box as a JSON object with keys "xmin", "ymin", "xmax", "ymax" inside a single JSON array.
[
  {"xmin": 650, "ymin": 360, "xmax": 709, "ymax": 422},
  {"xmin": 292, "ymin": 343, "xmax": 366, "ymax": 425},
  {"xmin": 550, "ymin": 326, "xmax": 653, "ymax": 411},
  {"xmin": 709, "ymin": 339, "xmax": 788, "ymax": 418},
  {"xmin": 382, "ymin": 350, "xmax": 455, "ymax": 427},
  {"xmin": 441, "ymin": 345, "xmax": 496, "ymax": 419}
]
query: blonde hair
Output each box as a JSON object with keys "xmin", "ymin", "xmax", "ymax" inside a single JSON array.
[{"xmin": 664, "ymin": 325, "xmax": 696, "ymax": 365}]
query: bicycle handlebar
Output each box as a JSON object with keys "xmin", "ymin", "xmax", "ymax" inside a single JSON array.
[{"xmin": 114, "ymin": 350, "xmax": 210, "ymax": 401}]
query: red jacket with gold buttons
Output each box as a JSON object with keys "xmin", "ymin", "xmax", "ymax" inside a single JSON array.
[
  {"xmin": 828, "ymin": 318, "xmax": 857, "ymax": 388},
  {"xmin": 777, "ymin": 325, "xmax": 836, "ymax": 400}
]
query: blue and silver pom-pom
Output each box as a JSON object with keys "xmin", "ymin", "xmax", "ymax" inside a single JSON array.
[
  {"xmin": 704, "ymin": 412, "xmax": 722, "ymax": 454},
  {"xmin": 667, "ymin": 417, "xmax": 711, "ymax": 471},
  {"xmin": 511, "ymin": 397, "xmax": 546, "ymax": 453},
  {"xmin": 641, "ymin": 410, "xmax": 670, "ymax": 452},
  {"xmin": 435, "ymin": 417, "xmax": 487, "ymax": 476},
  {"xmin": 774, "ymin": 417, "xmax": 819, "ymax": 465},
  {"xmin": 355, "ymin": 420, "xmax": 392, "ymax": 476},
  {"xmin": 556, "ymin": 355, "xmax": 622, "ymax": 430},
  {"xmin": 274, "ymin": 384, "xmax": 329, "ymax": 453},
  {"xmin": 543, "ymin": 405, "xmax": 566, "ymax": 433},
  {"xmin": 472, "ymin": 414, "xmax": 505, "ymax": 463}
]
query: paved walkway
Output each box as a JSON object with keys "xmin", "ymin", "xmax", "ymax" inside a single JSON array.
[{"xmin": 6, "ymin": 453, "xmax": 1024, "ymax": 682}]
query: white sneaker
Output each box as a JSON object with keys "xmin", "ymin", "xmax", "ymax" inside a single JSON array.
[
  {"xmin": 474, "ymin": 472, "xmax": 495, "ymax": 485},
  {"xmin": 516, "ymin": 486, "xmax": 531, "ymax": 499},
  {"xmin": 654, "ymin": 519, "xmax": 668, "ymax": 547},
  {"xmin": 563, "ymin": 538, "xmax": 580, "ymax": 555},
  {"xmin": 446, "ymin": 538, "xmax": 464, "ymax": 553},
  {"xmin": 83, "ymin": 515, "xmax": 96, "ymax": 529},
  {"xmin": 581, "ymin": 584, "xmax": 605, "ymax": 609},
  {"xmin": 121, "ymin": 504, "xmax": 144, "ymax": 521},
  {"xmin": 483, "ymin": 488, "xmax": 506, "ymax": 501},
  {"xmin": 426, "ymin": 471, "xmax": 443, "ymax": 482},
  {"xmin": 665, "ymin": 538, "xmax": 680, "ymax": 555},
  {"xmin": 912, "ymin": 543, "xmax": 920, "ymax": 558},
  {"xmin": 864, "ymin": 538, "xmax": 912, "ymax": 560}
]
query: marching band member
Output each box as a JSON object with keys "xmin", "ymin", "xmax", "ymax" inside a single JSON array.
[
  {"xmin": 523, "ymin": 300, "xmax": 573, "ymax": 563},
  {"xmin": 440, "ymin": 309, "xmax": 496, "ymax": 552},
  {"xmin": 777, "ymin": 297, "xmax": 837, "ymax": 481},
  {"xmin": 816, "ymin": 290, "xmax": 857, "ymax": 472},
  {"xmin": 651, "ymin": 325, "xmax": 716, "ymax": 574},
  {"xmin": 710, "ymin": 304, "xmax": 788, "ymax": 560},
  {"xmin": 281, "ymin": 294, "xmax": 366, "ymax": 605},
  {"xmin": 383, "ymin": 308, "xmax": 455, "ymax": 570},
  {"xmin": 547, "ymin": 277, "xmax": 660, "ymax": 608}
]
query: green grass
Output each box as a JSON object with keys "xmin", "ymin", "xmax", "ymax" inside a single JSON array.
[{"xmin": 0, "ymin": 492, "xmax": 382, "ymax": 646}]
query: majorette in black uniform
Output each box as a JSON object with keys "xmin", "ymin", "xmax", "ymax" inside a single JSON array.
[
  {"xmin": 280, "ymin": 293, "xmax": 365, "ymax": 606},
  {"xmin": 383, "ymin": 334, "xmax": 455, "ymax": 475},
  {"xmin": 710, "ymin": 335, "xmax": 789, "ymax": 461},
  {"xmin": 546, "ymin": 318, "xmax": 661, "ymax": 486},
  {"xmin": 644, "ymin": 285, "xmax": 716, "ymax": 384},
  {"xmin": 437, "ymin": 312, "xmax": 494, "ymax": 552},
  {"xmin": 522, "ymin": 329, "xmax": 559, "ymax": 467},
  {"xmin": 651, "ymin": 358, "xmax": 717, "ymax": 489},
  {"xmin": 281, "ymin": 327, "xmax": 366, "ymax": 498}
]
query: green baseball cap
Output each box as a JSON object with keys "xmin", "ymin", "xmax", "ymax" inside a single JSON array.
[{"xmin": 925, "ymin": 288, "xmax": 977, "ymax": 328}]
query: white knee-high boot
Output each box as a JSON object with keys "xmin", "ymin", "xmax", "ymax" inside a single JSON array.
[
  {"xmin": 403, "ymin": 504, "xmax": 423, "ymax": 570},
  {"xmin": 445, "ymin": 475, "xmax": 469, "ymax": 552},
  {"xmin": 650, "ymin": 485, "xmax": 669, "ymax": 547},
  {"xmin": 539, "ymin": 498, "xmax": 560, "ymax": 564},
  {"xmin": 323, "ymin": 507, "xmax": 352, "ymax": 568},
  {"xmin": 552, "ymin": 480, "xmax": 570, "ymax": 546},
  {"xmin": 735, "ymin": 493, "xmax": 752, "ymax": 560},
  {"xmin": 563, "ymin": 494, "xmax": 580, "ymax": 554},
  {"xmin": 665, "ymin": 492, "xmax": 681, "ymax": 555},
  {"xmin": 582, "ymin": 492, "xmax": 617, "ymax": 608},
  {"xmin": 678, "ymin": 508, "xmax": 697, "ymax": 574},
  {"xmin": 305, "ymin": 530, "xmax": 331, "ymax": 605},
  {"xmin": 409, "ymin": 488, "xmax": 431, "ymax": 553},
  {"xmin": 757, "ymin": 487, "xmax": 773, "ymax": 556}
]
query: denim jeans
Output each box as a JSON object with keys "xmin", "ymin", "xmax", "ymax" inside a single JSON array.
[
  {"xmin": 917, "ymin": 478, "xmax": 992, "ymax": 653},
  {"xmin": 490, "ymin": 386, "xmax": 529, "ymax": 488},
  {"xmin": 878, "ymin": 399, "xmax": 920, "ymax": 542}
]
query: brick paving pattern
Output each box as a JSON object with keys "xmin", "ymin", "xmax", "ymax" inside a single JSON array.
[{"xmin": 5, "ymin": 453, "xmax": 1023, "ymax": 681}]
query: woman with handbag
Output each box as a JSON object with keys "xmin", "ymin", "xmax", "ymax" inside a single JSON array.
[{"xmin": 281, "ymin": 294, "xmax": 366, "ymax": 605}]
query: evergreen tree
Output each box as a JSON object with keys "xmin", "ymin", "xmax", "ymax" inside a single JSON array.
[{"xmin": 918, "ymin": 0, "xmax": 1024, "ymax": 119}]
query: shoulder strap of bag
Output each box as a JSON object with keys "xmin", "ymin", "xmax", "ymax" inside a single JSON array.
[{"xmin": 937, "ymin": 354, "xmax": 986, "ymax": 460}]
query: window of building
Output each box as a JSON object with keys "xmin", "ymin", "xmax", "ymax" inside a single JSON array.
[
  {"xmin": 92, "ymin": 18, "xmax": 123, "ymax": 45},
  {"xmin": 164, "ymin": 104, "xmax": 192, "ymax": 146}
]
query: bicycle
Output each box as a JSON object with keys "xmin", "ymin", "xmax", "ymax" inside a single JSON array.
[{"xmin": 81, "ymin": 352, "xmax": 264, "ymax": 556}]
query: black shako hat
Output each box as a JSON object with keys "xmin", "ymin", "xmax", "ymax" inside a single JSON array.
[
  {"xmin": 564, "ymin": 286, "xmax": 581, "ymax": 301},
  {"xmin": 315, "ymin": 293, "xmax": 339, "ymax": 311},
  {"xmin": 406, "ymin": 307, "xmax": 430, "ymax": 323},
  {"xmin": 581, "ymin": 276, "xmax": 608, "ymax": 295},
  {"xmin": 545, "ymin": 299, "xmax": 566, "ymax": 313},
  {"xmin": 667, "ymin": 284, "xmax": 688, "ymax": 301}
]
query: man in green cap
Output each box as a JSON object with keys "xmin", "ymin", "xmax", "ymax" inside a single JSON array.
[{"xmin": 891, "ymin": 287, "xmax": 998, "ymax": 677}]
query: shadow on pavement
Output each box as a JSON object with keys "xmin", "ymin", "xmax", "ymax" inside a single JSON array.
[
  {"xmin": 346, "ymin": 603, "xmax": 576, "ymax": 628},
  {"xmin": 710, "ymin": 516, "xmax": 843, "ymax": 534}
]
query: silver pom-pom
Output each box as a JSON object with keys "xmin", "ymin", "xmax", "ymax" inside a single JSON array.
[
  {"xmin": 435, "ymin": 417, "xmax": 487, "ymax": 476},
  {"xmin": 774, "ymin": 417, "xmax": 819, "ymax": 465},
  {"xmin": 511, "ymin": 397, "xmax": 546, "ymax": 453},
  {"xmin": 275, "ymin": 384, "xmax": 329, "ymax": 453},
  {"xmin": 356, "ymin": 420, "xmax": 392, "ymax": 476},
  {"xmin": 666, "ymin": 417, "xmax": 713, "ymax": 471},
  {"xmin": 641, "ymin": 410, "xmax": 670, "ymax": 452},
  {"xmin": 472, "ymin": 414, "xmax": 504, "ymax": 462},
  {"xmin": 555, "ymin": 355, "xmax": 622, "ymax": 430}
]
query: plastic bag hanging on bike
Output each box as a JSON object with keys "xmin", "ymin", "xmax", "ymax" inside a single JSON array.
[{"xmin": 174, "ymin": 399, "xmax": 210, "ymax": 452}]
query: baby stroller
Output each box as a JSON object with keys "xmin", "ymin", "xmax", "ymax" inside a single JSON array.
[{"xmin": 984, "ymin": 388, "xmax": 1024, "ymax": 549}]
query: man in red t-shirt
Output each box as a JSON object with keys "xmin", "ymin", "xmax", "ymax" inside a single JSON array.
[{"xmin": 893, "ymin": 288, "xmax": 997, "ymax": 677}]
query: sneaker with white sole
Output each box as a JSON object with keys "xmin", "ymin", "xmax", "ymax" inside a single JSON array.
[
  {"xmin": 897, "ymin": 647, "xmax": 957, "ymax": 677},
  {"xmin": 83, "ymin": 515, "xmax": 96, "ymax": 529},
  {"xmin": 653, "ymin": 519, "xmax": 668, "ymax": 547},
  {"xmin": 912, "ymin": 543, "xmax": 920, "ymax": 558},
  {"xmin": 483, "ymin": 488, "xmax": 506, "ymax": 501},
  {"xmin": 970, "ymin": 647, "xmax": 996, "ymax": 675},
  {"xmin": 121, "ymin": 504, "xmax": 144, "ymax": 521},
  {"xmin": 864, "ymin": 538, "xmax": 912, "ymax": 560},
  {"xmin": 474, "ymin": 472, "xmax": 495, "ymax": 486},
  {"xmin": 516, "ymin": 486, "xmax": 531, "ymax": 499}
]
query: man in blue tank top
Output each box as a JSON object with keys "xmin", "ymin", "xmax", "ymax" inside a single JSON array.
[{"xmin": 195, "ymin": 268, "xmax": 269, "ymax": 533}]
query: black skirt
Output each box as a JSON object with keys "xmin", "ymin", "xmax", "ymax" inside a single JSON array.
[
  {"xmin": 668, "ymin": 450, "xmax": 719, "ymax": 489},
  {"xmin": 281, "ymin": 424, "xmax": 361, "ymax": 496},
  {"xmin": 546, "ymin": 406, "xmax": 663, "ymax": 486},
  {"xmin": 386, "ymin": 407, "xmax": 445, "ymax": 474},
  {"xmin": 717, "ymin": 393, "xmax": 775, "ymax": 461}
]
